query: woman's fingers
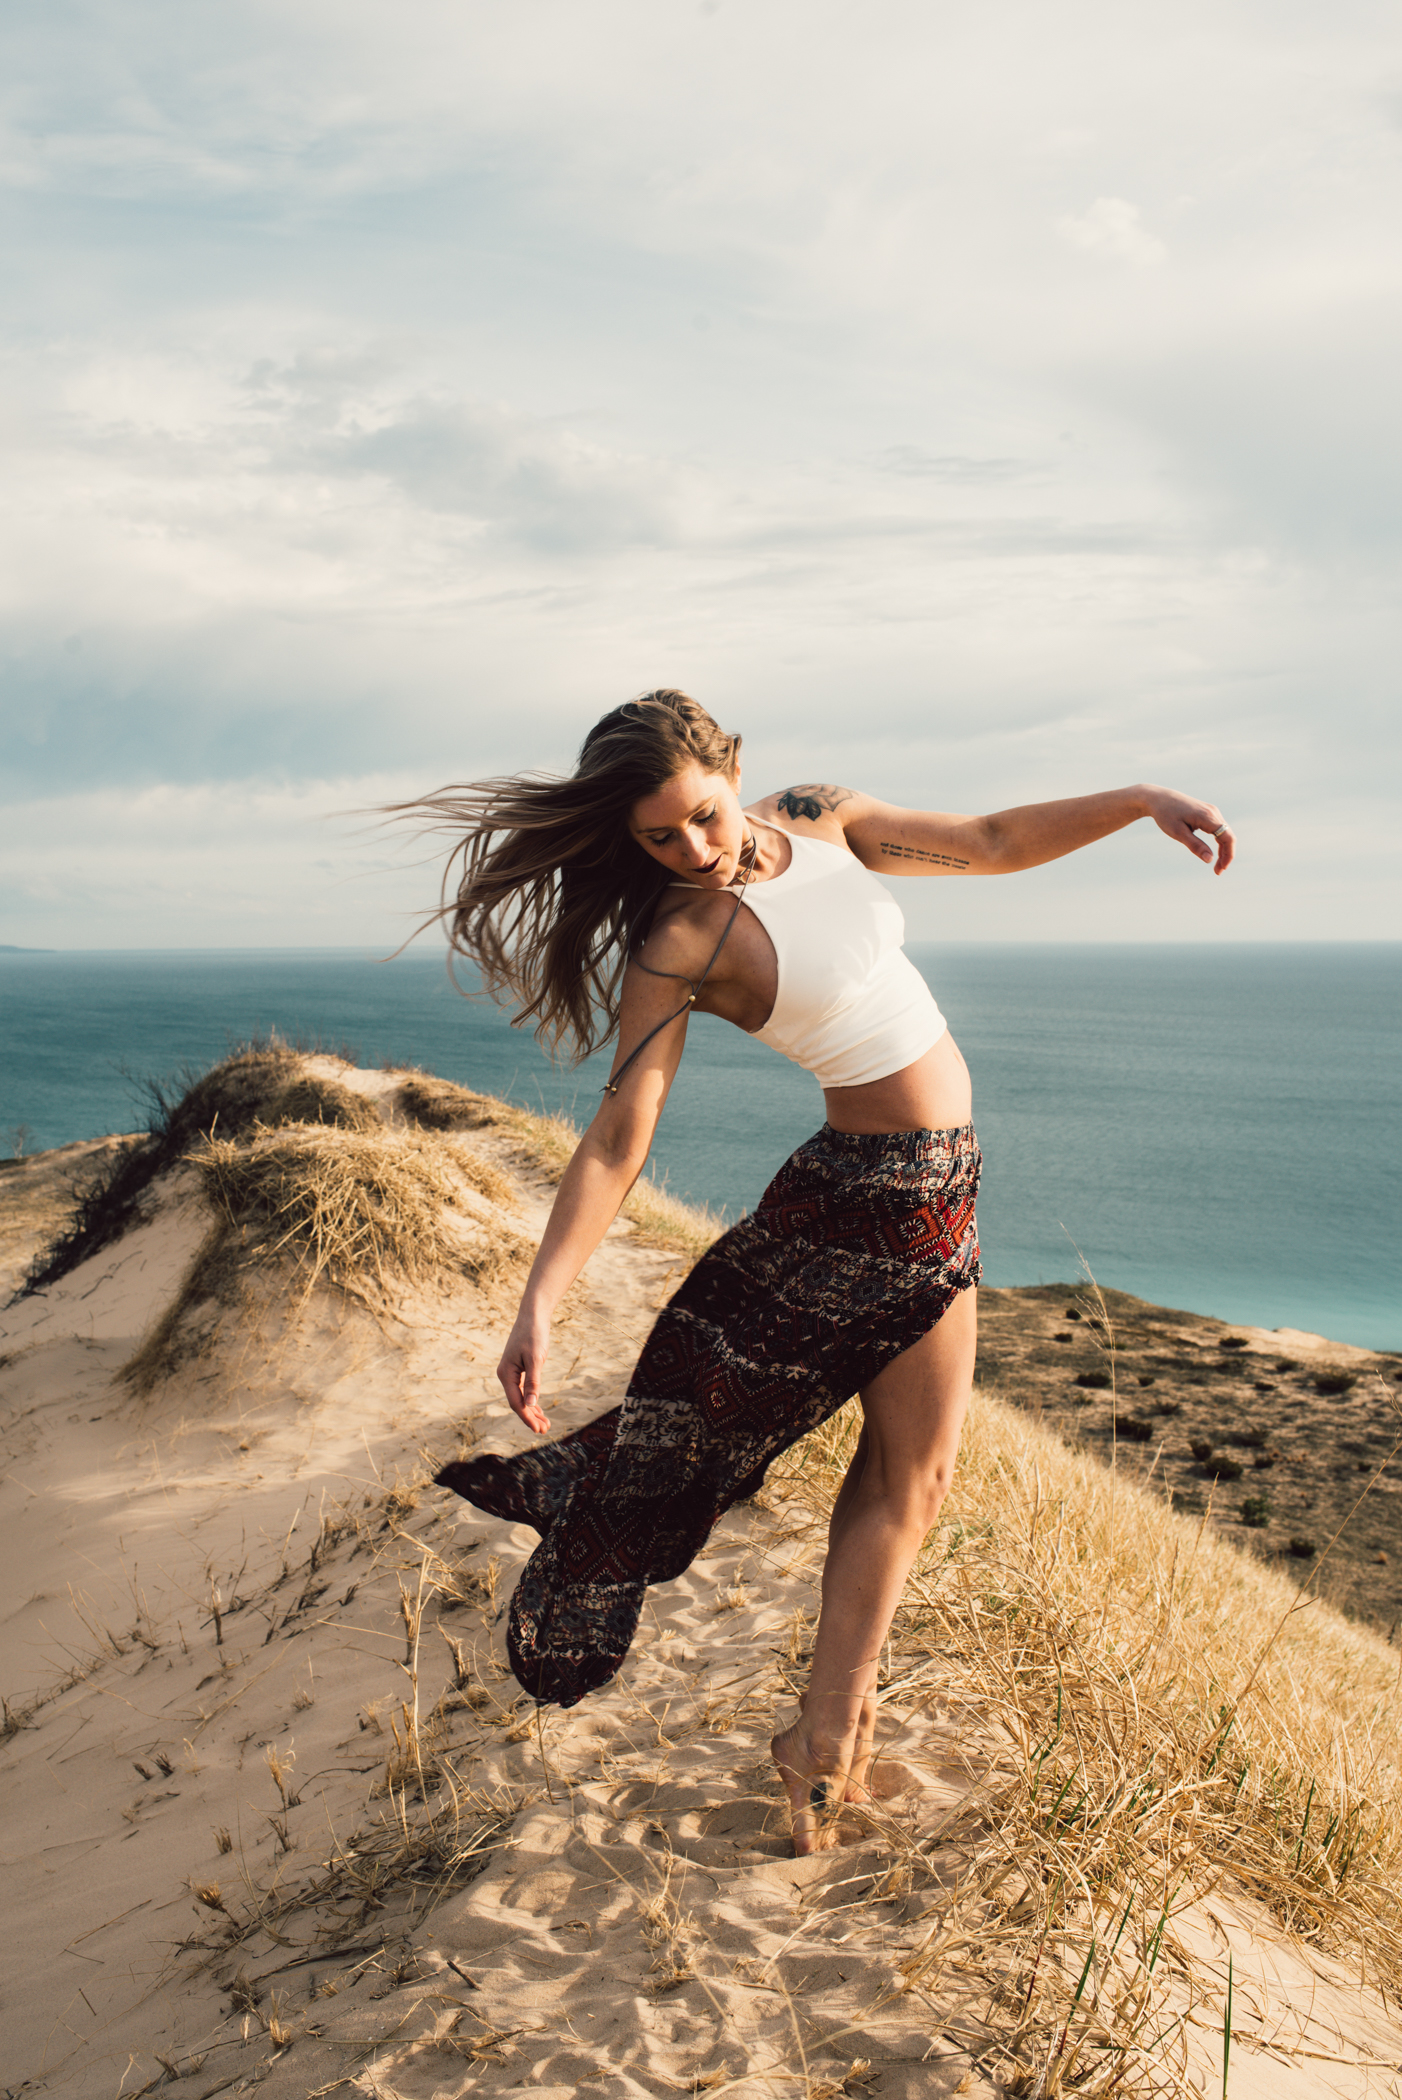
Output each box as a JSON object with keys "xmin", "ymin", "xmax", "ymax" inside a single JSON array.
[
  {"xmin": 1183, "ymin": 808, "xmax": 1235, "ymax": 874},
  {"xmin": 1207, "ymin": 818, "xmax": 1236, "ymax": 874},
  {"xmin": 1151, "ymin": 790, "xmax": 1236, "ymax": 875},
  {"xmin": 497, "ymin": 1340, "xmax": 551, "ymax": 1434}
]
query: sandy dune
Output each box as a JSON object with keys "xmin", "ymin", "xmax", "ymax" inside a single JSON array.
[{"xmin": 1, "ymin": 1056, "xmax": 1398, "ymax": 2098}]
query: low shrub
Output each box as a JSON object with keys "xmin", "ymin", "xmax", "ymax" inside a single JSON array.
[{"xmin": 1112, "ymin": 1415, "xmax": 1154, "ymax": 1443}]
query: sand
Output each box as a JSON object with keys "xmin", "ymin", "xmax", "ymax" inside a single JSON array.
[{"xmin": 1, "ymin": 1056, "xmax": 1399, "ymax": 2098}]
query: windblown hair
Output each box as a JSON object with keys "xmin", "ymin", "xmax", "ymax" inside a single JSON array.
[{"xmin": 394, "ymin": 691, "xmax": 742, "ymax": 1061}]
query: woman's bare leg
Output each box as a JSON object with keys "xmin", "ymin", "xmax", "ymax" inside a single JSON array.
[
  {"xmin": 799, "ymin": 1427, "xmax": 876, "ymax": 1799},
  {"xmin": 771, "ymin": 1287, "xmax": 976, "ymax": 1853}
]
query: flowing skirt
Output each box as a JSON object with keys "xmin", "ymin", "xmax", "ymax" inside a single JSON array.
[{"xmin": 435, "ymin": 1121, "xmax": 982, "ymax": 1708}]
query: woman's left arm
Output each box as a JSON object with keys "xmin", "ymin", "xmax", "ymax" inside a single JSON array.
[{"xmin": 838, "ymin": 783, "xmax": 1236, "ymax": 877}]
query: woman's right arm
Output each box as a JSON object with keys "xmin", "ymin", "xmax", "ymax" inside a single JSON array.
[{"xmin": 494, "ymin": 934, "xmax": 701, "ymax": 1433}]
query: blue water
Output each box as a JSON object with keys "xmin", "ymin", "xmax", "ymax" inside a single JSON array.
[{"xmin": 1, "ymin": 945, "xmax": 1398, "ymax": 1350}]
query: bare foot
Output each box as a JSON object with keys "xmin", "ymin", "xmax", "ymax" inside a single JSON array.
[
  {"xmin": 796, "ymin": 1689, "xmax": 876, "ymax": 1805},
  {"xmin": 771, "ymin": 1719, "xmax": 855, "ymax": 1855}
]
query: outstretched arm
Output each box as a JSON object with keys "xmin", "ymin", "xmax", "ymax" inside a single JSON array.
[{"xmin": 761, "ymin": 782, "xmax": 1235, "ymax": 877}]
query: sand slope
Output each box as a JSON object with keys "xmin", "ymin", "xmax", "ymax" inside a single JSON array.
[{"xmin": 2, "ymin": 1058, "xmax": 1399, "ymax": 2099}]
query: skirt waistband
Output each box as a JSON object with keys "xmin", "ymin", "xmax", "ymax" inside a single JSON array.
[{"xmin": 809, "ymin": 1120, "xmax": 979, "ymax": 1164}]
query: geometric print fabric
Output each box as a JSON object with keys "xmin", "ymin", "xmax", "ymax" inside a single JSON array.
[{"xmin": 435, "ymin": 1120, "xmax": 982, "ymax": 1708}]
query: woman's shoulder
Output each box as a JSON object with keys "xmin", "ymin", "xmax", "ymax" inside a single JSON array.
[
  {"xmin": 640, "ymin": 885, "xmax": 738, "ymax": 967},
  {"xmin": 749, "ymin": 783, "xmax": 865, "ymax": 845}
]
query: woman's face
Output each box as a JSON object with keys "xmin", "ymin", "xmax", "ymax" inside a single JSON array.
[{"xmin": 629, "ymin": 761, "xmax": 747, "ymax": 888}]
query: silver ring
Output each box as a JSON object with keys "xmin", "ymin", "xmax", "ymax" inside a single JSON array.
[{"xmin": 1209, "ymin": 822, "xmax": 1229, "ymax": 836}]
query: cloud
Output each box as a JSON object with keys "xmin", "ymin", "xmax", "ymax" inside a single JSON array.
[
  {"xmin": 244, "ymin": 356, "xmax": 683, "ymax": 554},
  {"xmin": 1056, "ymin": 198, "xmax": 1167, "ymax": 268}
]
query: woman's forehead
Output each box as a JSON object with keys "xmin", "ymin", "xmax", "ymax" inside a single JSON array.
[{"xmin": 630, "ymin": 765, "xmax": 731, "ymax": 830}]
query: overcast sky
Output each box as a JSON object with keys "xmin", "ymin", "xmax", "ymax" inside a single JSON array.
[{"xmin": 2, "ymin": 0, "xmax": 1400, "ymax": 947}]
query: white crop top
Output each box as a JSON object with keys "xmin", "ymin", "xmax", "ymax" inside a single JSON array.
[{"xmin": 677, "ymin": 821, "xmax": 946, "ymax": 1089}]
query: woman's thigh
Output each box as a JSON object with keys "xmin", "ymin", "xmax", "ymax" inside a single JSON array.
[{"xmin": 856, "ymin": 1285, "xmax": 977, "ymax": 1495}]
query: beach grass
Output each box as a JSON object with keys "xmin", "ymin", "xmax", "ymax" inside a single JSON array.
[{"xmin": 769, "ymin": 1359, "xmax": 1402, "ymax": 2089}]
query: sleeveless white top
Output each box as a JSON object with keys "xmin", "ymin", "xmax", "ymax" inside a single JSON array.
[{"xmin": 676, "ymin": 821, "xmax": 946, "ymax": 1088}]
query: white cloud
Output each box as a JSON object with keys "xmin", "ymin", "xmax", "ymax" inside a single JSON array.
[{"xmin": 1056, "ymin": 197, "xmax": 1167, "ymax": 268}]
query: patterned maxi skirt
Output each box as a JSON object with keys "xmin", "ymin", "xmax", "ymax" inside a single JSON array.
[{"xmin": 435, "ymin": 1121, "xmax": 982, "ymax": 1709}]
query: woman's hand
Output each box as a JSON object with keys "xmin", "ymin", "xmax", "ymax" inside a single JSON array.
[
  {"xmin": 1143, "ymin": 785, "xmax": 1236, "ymax": 874},
  {"xmin": 497, "ymin": 1305, "xmax": 552, "ymax": 1435}
]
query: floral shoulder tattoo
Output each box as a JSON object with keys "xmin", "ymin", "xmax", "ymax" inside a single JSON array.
[{"xmin": 775, "ymin": 783, "xmax": 853, "ymax": 823}]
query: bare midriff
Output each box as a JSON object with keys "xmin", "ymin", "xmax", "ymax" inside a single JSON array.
[{"xmin": 822, "ymin": 1029, "xmax": 973, "ymax": 1136}]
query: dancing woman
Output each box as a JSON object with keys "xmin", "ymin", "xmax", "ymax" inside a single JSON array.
[{"xmin": 421, "ymin": 691, "xmax": 1234, "ymax": 1852}]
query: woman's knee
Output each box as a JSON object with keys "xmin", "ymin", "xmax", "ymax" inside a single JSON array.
[{"xmin": 862, "ymin": 1454, "xmax": 956, "ymax": 1534}]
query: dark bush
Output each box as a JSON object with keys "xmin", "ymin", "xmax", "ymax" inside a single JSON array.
[
  {"xmin": 1239, "ymin": 1497, "xmax": 1272, "ymax": 1528},
  {"xmin": 1136, "ymin": 1374, "xmax": 1156, "ymax": 1387},
  {"xmin": 1312, "ymin": 1370, "xmax": 1357, "ymax": 1397},
  {"xmin": 1190, "ymin": 1438, "xmax": 1214, "ymax": 1462},
  {"xmin": 1073, "ymin": 1370, "xmax": 1111, "ymax": 1390},
  {"xmin": 1288, "ymin": 1537, "xmax": 1317, "ymax": 1559},
  {"xmin": 1113, "ymin": 1415, "xmax": 1154, "ymax": 1443},
  {"xmin": 1218, "ymin": 1336, "xmax": 1249, "ymax": 1352}
]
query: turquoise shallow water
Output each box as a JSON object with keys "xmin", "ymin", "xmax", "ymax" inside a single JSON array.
[{"xmin": 1, "ymin": 943, "xmax": 1398, "ymax": 1349}]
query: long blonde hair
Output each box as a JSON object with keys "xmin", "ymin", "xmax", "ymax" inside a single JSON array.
[{"xmin": 394, "ymin": 690, "xmax": 742, "ymax": 1060}]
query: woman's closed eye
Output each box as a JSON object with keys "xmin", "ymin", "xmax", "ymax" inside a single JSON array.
[{"xmin": 646, "ymin": 805, "xmax": 716, "ymax": 845}]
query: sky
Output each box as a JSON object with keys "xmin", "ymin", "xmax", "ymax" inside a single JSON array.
[{"xmin": 1, "ymin": 0, "xmax": 1400, "ymax": 948}]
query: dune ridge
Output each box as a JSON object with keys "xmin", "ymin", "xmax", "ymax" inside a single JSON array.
[{"xmin": 1, "ymin": 1051, "xmax": 1399, "ymax": 2099}]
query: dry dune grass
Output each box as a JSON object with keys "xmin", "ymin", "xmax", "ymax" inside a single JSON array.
[
  {"xmin": 395, "ymin": 1067, "xmax": 727, "ymax": 1261},
  {"xmin": 193, "ymin": 1122, "xmax": 527, "ymax": 1305},
  {"xmin": 770, "ymin": 1351, "xmax": 1402, "ymax": 2093},
  {"xmin": 114, "ymin": 1054, "xmax": 536, "ymax": 1394}
]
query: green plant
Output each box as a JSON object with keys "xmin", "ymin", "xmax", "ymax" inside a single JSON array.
[{"xmin": 1239, "ymin": 1497, "xmax": 1272, "ymax": 1529}]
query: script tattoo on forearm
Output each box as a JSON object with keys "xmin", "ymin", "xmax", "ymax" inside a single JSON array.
[
  {"xmin": 776, "ymin": 784, "xmax": 854, "ymax": 822},
  {"xmin": 879, "ymin": 840, "xmax": 970, "ymax": 870}
]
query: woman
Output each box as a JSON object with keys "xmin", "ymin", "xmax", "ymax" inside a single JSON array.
[{"xmin": 421, "ymin": 690, "xmax": 1234, "ymax": 1853}]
